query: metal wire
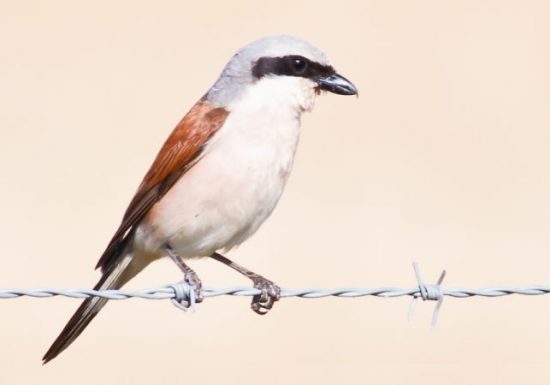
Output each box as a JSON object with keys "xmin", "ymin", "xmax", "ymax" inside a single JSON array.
[{"xmin": 1, "ymin": 263, "xmax": 549, "ymax": 325}]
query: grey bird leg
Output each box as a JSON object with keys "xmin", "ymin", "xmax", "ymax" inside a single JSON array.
[
  {"xmin": 210, "ymin": 252, "xmax": 280, "ymax": 315},
  {"xmin": 164, "ymin": 244, "xmax": 204, "ymax": 305}
]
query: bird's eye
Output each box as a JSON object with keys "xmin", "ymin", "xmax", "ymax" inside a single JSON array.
[{"xmin": 289, "ymin": 57, "xmax": 308, "ymax": 74}]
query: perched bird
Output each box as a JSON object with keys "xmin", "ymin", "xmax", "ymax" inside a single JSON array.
[{"xmin": 43, "ymin": 35, "xmax": 357, "ymax": 363}]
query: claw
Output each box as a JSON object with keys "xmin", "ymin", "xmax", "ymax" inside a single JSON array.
[{"xmin": 251, "ymin": 277, "xmax": 281, "ymax": 315}]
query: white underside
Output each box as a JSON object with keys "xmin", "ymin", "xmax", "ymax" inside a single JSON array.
[{"xmin": 133, "ymin": 76, "xmax": 317, "ymax": 261}]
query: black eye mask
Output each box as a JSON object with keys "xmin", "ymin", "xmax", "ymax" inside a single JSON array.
[{"xmin": 252, "ymin": 55, "xmax": 336, "ymax": 81}]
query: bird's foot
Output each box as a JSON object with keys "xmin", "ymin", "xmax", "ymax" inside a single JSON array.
[
  {"xmin": 251, "ymin": 276, "xmax": 281, "ymax": 315},
  {"xmin": 164, "ymin": 244, "xmax": 204, "ymax": 308},
  {"xmin": 184, "ymin": 268, "xmax": 204, "ymax": 304}
]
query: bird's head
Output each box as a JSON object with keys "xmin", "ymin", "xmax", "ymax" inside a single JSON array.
[{"xmin": 206, "ymin": 35, "xmax": 357, "ymax": 112}]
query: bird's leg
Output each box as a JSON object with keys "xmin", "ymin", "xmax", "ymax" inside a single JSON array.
[
  {"xmin": 210, "ymin": 252, "xmax": 280, "ymax": 315},
  {"xmin": 164, "ymin": 244, "xmax": 204, "ymax": 305}
]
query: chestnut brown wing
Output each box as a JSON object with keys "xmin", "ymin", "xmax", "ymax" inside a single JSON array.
[{"xmin": 96, "ymin": 101, "xmax": 229, "ymax": 272}]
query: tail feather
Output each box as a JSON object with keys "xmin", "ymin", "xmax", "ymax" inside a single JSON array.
[{"xmin": 42, "ymin": 253, "xmax": 134, "ymax": 364}]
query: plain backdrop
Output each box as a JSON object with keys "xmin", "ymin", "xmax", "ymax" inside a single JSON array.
[{"xmin": 1, "ymin": 1, "xmax": 550, "ymax": 384}]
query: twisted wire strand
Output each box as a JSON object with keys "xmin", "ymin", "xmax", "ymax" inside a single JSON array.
[
  {"xmin": 2, "ymin": 263, "xmax": 549, "ymax": 325},
  {"xmin": 2, "ymin": 285, "xmax": 550, "ymax": 300}
]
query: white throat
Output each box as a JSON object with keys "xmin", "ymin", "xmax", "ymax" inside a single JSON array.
[{"xmin": 227, "ymin": 75, "xmax": 318, "ymax": 114}]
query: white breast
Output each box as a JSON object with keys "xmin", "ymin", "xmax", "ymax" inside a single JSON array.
[{"xmin": 135, "ymin": 76, "xmax": 315, "ymax": 258}]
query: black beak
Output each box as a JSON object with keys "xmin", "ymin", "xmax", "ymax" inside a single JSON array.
[{"xmin": 317, "ymin": 73, "xmax": 358, "ymax": 96}]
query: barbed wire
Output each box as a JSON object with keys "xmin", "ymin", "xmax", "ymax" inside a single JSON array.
[{"xmin": 1, "ymin": 263, "xmax": 549, "ymax": 325}]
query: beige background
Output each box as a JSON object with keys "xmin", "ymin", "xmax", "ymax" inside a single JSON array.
[{"xmin": 1, "ymin": 1, "xmax": 550, "ymax": 384}]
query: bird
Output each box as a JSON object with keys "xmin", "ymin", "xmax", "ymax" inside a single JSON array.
[{"xmin": 43, "ymin": 35, "xmax": 357, "ymax": 363}]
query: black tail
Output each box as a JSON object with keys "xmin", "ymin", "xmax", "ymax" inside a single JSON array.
[{"xmin": 42, "ymin": 253, "xmax": 133, "ymax": 363}]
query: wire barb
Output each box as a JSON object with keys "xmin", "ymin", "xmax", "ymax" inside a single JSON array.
[
  {"xmin": 408, "ymin": 262, "xmax": 446, "ymax": 327},
  {"xmin": 167, "ymin": 282, "xmax": 196, "ymax": 312}
]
